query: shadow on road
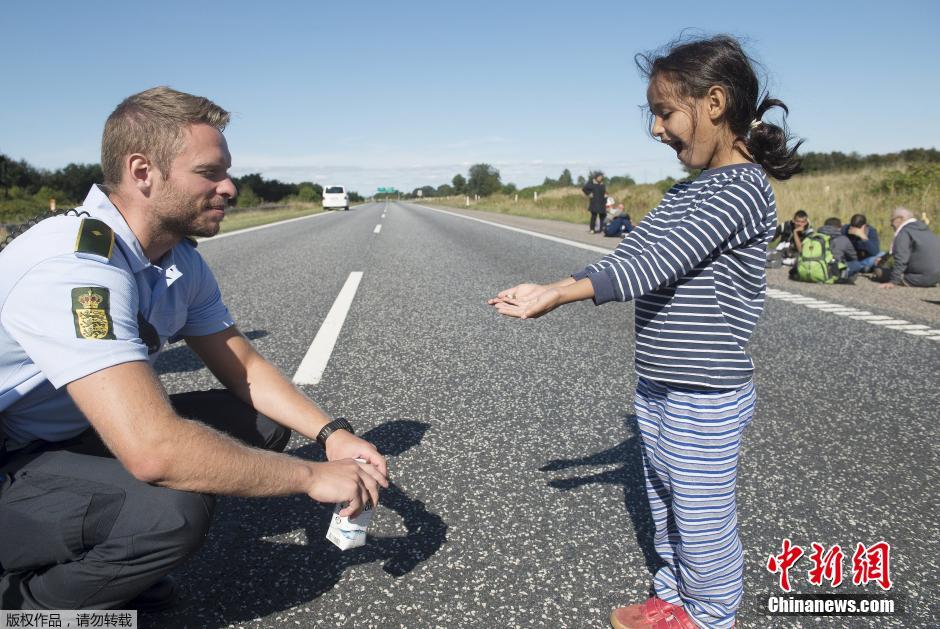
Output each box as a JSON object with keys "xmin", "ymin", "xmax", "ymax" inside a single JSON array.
[
  {"xmin": 539, "ymin": 414, "xmax": 663, "ymax": 576},
  {"xmin": 142, "ymin": 419, "xmax": 447, "ymax": 628},
  {"xmin": 154, "ymin": 330, "xmax": 270, "ymax": 374}
]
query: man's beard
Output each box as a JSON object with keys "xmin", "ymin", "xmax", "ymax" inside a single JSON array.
[{"xmin": 156, "ymin": 185, "xmax": 223, "ymax": 238}]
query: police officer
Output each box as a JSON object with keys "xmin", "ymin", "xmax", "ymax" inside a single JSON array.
[{"xmin": 0, "ymin": 87, "xmax": 388, "ymax": 610}]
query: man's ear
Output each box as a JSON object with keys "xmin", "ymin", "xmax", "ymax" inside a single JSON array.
[
  {"xmin": 127, "ymin": 153, "xmax": 157, "ymax": 193},
  {"xmin": 706, "ymin": 85, "xmax": 728, "ymax": 122}
]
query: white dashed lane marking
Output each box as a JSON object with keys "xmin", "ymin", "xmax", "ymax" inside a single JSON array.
[
  {"xmin": 374, "ymin": 224, "xmax": 382, "ymax": 234},
  {"xmin": 765, "ymin": 288, "xmax": 940, "ymax": 341},
  {"xmin": 293, "ymin": 272, "xmax": 364, "ymax": 385}
]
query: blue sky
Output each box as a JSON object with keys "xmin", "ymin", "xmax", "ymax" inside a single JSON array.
[{"xmin": 3, "ymin": 0, "xmax": 938, "ymax": 195}]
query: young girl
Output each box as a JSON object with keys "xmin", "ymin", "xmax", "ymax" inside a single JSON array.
[{"xmin": 489, "ymin": 35, "xmax": 801, "ymax": 629}]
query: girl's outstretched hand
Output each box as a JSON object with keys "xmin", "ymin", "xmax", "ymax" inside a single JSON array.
[
  {"xmin": 489, "ymin": 286, "xmax": 562, "ymax": 319},
  {"xmin": 487, "ymin": 283, "xmax": 548, "ymax": 305}
]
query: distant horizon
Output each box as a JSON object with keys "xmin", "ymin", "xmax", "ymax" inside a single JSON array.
[{"xmin": 4, "ymin": 145, "xmax": 938, "ymax": 198}]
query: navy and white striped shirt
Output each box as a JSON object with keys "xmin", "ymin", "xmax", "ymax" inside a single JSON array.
[{"xmin": 574, "ymin": 163, "xmax": 776, "ymax": 390}]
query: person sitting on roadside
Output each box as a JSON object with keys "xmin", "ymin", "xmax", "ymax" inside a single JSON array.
[
  {"xmin": 772, "ymin": 209, "xmax": 813, "ymax": 264},
  {"xmin": 878, "ymin": 207, "xmax": 940, "ymax": 288},
  {"xmin": 606, "ymin": 202, "xmax": 623, "ymax": 220},
  {"xmin": 818, "ymin": 217, "xmax": 861, "ymax": 280},
  {"xmin": 842, "ymin": 213, "xmax": 885, "ymax": 273},
  {"xmin": 603, "ymin": 209, "xmax": 633, "ymax": 237}
]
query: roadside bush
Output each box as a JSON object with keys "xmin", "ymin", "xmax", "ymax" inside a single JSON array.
[
  {"xmin": 235, "ymin": 184, "xmax": 262, "ymax": 208},
  {"xmin": 296, "ymin": 183, "xmax": 321, "ymax": 203},
  {"xmin": 872, "ymin": 163, "xmax": 940, "ymax": 195}
]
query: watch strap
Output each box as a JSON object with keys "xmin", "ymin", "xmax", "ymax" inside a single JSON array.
[{"xmin": 316, "ymin": 417, "xmax": 355, "ymax": 448}]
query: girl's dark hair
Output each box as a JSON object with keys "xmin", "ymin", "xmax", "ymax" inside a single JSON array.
[{"xmin": 636, "ymin": 34, "xmax": 803, "ymax": 180}]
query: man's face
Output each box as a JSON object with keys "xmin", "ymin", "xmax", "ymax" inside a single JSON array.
[
  {"xmin": 793, "ymin": 216, "xmax": 808, "ymax": 231},
  {"xmin": 152, "ymin": 123, "xmax": 236, "ymax": 238}
]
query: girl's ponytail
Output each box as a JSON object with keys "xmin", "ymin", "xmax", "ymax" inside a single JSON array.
[{"xmin": 746, "ymin": 97, "xmax": 803, "ymax": 180}]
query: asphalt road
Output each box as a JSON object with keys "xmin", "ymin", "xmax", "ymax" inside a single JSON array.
[{"xmin": 145, "ymin": 201, "xmax": 939, "ymax": 628}]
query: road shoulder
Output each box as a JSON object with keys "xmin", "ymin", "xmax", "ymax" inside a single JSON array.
[{"xmin": 414, "ymin": 202, "xmax": 940, "ymax": 327}]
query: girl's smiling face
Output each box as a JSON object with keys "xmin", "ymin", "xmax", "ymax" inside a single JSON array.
[{"xmin": 646, "ymin": 74, "xmax": 726, "ymax": 170}]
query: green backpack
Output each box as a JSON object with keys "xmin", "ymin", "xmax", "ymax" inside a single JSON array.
[{"xmin": 794, "ymin": 232, "xmax": 845, "ymax": 284}]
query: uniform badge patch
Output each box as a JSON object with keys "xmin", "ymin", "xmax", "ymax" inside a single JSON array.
[{"xmin": 71, "ymin": 287, "xmax": 116, "ymax": 340}]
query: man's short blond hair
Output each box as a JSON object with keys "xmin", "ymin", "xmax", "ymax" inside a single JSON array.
[{"xmin": 101, "ymin": 86, "xmax": 230, "ymax": 189}]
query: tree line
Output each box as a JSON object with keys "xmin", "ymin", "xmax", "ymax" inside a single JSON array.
[
  {"xmin": 801, "ymin": 148, "xmax": 940, "ymax": 174},
  {"xmin": 407, "ymin": 148, "xmax": 940, "ymax": 199},
  {"xmin": 3, "ymin": 147, "xmax": 936, "ymax": 217},
  {"xmin": 408, "ymin": 165, "xmax": 640, "ymax": 200},
  {"xmin": 0, "ymin": 152, "xmax": 361, "ymax": 222}
]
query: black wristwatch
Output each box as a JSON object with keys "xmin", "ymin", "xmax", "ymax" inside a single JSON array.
[{"xmin": 316, "ymin": 417, "xmax": 355, "ymax": 448}]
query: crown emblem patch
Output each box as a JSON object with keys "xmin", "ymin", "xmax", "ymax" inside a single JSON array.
[{"xmin": 71, "ymin": 287, "xmax": 116, "ymax": 340}]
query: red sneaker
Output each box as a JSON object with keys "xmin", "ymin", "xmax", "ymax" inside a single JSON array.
[
  {"xmin": 649, "ymin": 606, "xmax": 699, "ymax": 628},
  {"xmin": 610, "ymin": 596, "xmax": 683, "ymax": 628}
]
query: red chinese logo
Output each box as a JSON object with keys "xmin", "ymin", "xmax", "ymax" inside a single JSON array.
[
  {"xmin": 768, "ymin": 539, "xmax": 892, "ymax": 591},
  {"xmin": 851, "ymin": 541, "xmax": 893, "ymax": 590},
  {"xmin": 807, "ymin": 543, "xmax": 844, "ymax": 587},
  {"xmin": 766, "ymin": 538, "xmax": 805, "ymax": 592}
]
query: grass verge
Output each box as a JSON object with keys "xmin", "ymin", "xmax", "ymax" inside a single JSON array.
[
  {"xmin": 217, "ymin": 203, "xmax": 324, "ymax": 233},
  {"xmin": 1, "ymin": 204, "xmax": 326, "ymax": 242},
  {"xmin": 420, "ymin": 164, "xmax": 939, "ymax": 238}
]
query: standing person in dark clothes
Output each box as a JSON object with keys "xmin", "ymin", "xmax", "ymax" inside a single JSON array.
[{"xmin": 582, "ymin": 172, "xmax": 607, "ymax": 233}]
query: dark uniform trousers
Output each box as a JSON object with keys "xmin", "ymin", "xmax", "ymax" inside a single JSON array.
[{"xmin": 0, "ymin": 389, "xmax": 291, "ymax": 610}]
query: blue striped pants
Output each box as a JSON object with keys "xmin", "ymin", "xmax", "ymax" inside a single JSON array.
[{"xmin": 634, "ymin": 377, "xmax": 756, "ymax": 629}]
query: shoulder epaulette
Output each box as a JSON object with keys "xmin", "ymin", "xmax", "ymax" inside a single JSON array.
[{"xmin": 74, "ymin": 218, "xmax": 115, "ymax": 262}]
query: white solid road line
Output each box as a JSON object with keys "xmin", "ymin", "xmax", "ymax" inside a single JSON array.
[
  {"xmin": 374, "ymin": 224, "xmax": 382, "ymax": 234},
  {"xmin": 292, "ymin": 272, "xmax": 364, "ymax": 386},
  {"xmin": 412, "ymin": 206, "xmax": 940, "ymax": 344},
  {"xmin": 417, "ymin": 204, "xmax": 611, "ymax": 254},
  {"xmin": 198, "ymin": 210, "xmax": 334, "ymax": 243}
]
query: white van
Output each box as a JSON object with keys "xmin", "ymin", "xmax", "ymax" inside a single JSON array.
[{"xmin": 323, "ymin": 185, "xmax": 349, "ymax": 211}]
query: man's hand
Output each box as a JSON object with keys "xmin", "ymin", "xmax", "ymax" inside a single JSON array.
[
  {"xmin": 324, "ymin": 430, "xmax": 388, "ymax": 477},
  {"xmin": 306, "ymin": 458, "xmax": 388, "ymax": 517},
  {"xmin": 878, "ymin": 282, "xmax": 897, "ymax": 290}
]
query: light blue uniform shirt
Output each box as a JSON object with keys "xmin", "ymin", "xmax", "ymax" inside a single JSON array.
[{"xmin": 0, "ymin": 185, "xmax": 234, "ymax": 446}]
